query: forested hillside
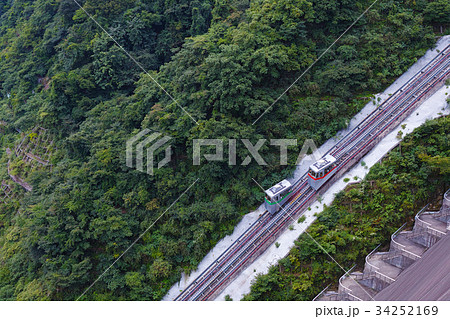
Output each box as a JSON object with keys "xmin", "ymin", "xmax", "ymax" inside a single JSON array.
[
  {"xmin": 0, "ymin": 0, "xmax": 448, "ymax": 300},
  {"xmin": 243, "ymin": 115, "xmax": 450, "ymax": 301}
]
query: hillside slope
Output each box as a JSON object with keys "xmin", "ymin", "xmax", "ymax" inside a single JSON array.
[{"xmin": 0, "ymin": 0, "xmax": 448, "ymax": 300}]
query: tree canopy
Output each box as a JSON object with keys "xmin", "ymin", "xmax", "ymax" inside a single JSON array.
[{"xmin": 0, "ymin": 0, "xmax": 448, "ymax": 300}]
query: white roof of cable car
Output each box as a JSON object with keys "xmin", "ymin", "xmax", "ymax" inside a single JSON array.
[
  {"xmin": 309, "ymin": 154, "xmax": 336, "ymax": 173},
  {"xmin": 264, "ymin": 179, "xmax": 292, "ymax": 197}
]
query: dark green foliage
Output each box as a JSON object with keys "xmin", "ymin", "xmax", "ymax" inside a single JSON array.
[
  {"xmin": 243, "ymin": 116, "xmax": 450, "ymax": 301},
  {"xmin": 423, "ymin": 0, "xmax": 450, "ymax": 25},
  {"xmin": 0, "ymin": 0, "xmax": 447, "ymax": 300}
]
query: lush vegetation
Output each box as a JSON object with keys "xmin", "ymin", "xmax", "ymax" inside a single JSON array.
[
  {"xmin": 243, "ymin": 115, "xmax": 450, "ymax": 301},
  {"xmin": 0, "ymin": 0, "xmax": 448, "ymax": 300}
]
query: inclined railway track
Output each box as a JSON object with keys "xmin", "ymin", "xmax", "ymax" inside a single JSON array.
[{"xmin": 175, "ymin": 45, "xmax": 450, "ymax": 301}]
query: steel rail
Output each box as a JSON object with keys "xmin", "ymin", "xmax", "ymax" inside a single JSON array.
[
  {"xmin": 175, "ymin": 44, "xmax": 450, "ymax": 301},
  {"xmin": 178, "ymin": 55, "xmax": 448, "ymax": 302},
  {"xmin": 333, "ymin": 57, "xmax": 450, "ymax": 158}
]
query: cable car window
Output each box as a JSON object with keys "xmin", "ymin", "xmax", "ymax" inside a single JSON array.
[{"xmin": 266, "ymin": 195, "xmax": 272, "ymax": 202}]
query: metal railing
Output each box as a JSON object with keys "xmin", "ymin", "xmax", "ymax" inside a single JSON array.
[
  {"xmin": 443, "ymin": 189, "xmax": 450, "ymax": 218},
  {"xmin": 368, "ymin": 269, "xmax": 396, "ymax": 285},
  {"xmin": 364, "ymin": 244, "xmax": 398, "ymax": 285},
  {"xmin": 416, "ymin": 211, "xmax": 446, "ymax": 238},
  {"xmin": 347, "ymin": 292, "xmax": 363, "ymax": 301},
  {"xmin": 444, "ymin": 189, "xmax": 450, "ymax": 202},
  {"xmin": 391, "ymin": 223, "xmax": 407, "ymax": 241},
  {"xmin": 338, "ymin": 264, "xmax": 357, "ymax": 294},
  {"xmin": 415, "ymin": 204, "xmax": 430, "ymax": 220},
  {"xmin": 365, "ymin": 244, "xmax": 382, "ymax": 271},
  {"xmin": 389, "ymin": 223, "xmax": 422, "ymax": 261}
]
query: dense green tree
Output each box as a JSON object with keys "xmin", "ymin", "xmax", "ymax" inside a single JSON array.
[
  {"xmin": 0, "ymin": 0, "xmax": 447, "ymax": 301},
  {"xmin": 243, "ymin": 116, "xmax": 450, "ymax": 301},
  {"xmin": 424, "ymin": 0, "xmax": 450, "ymax": 25}
]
